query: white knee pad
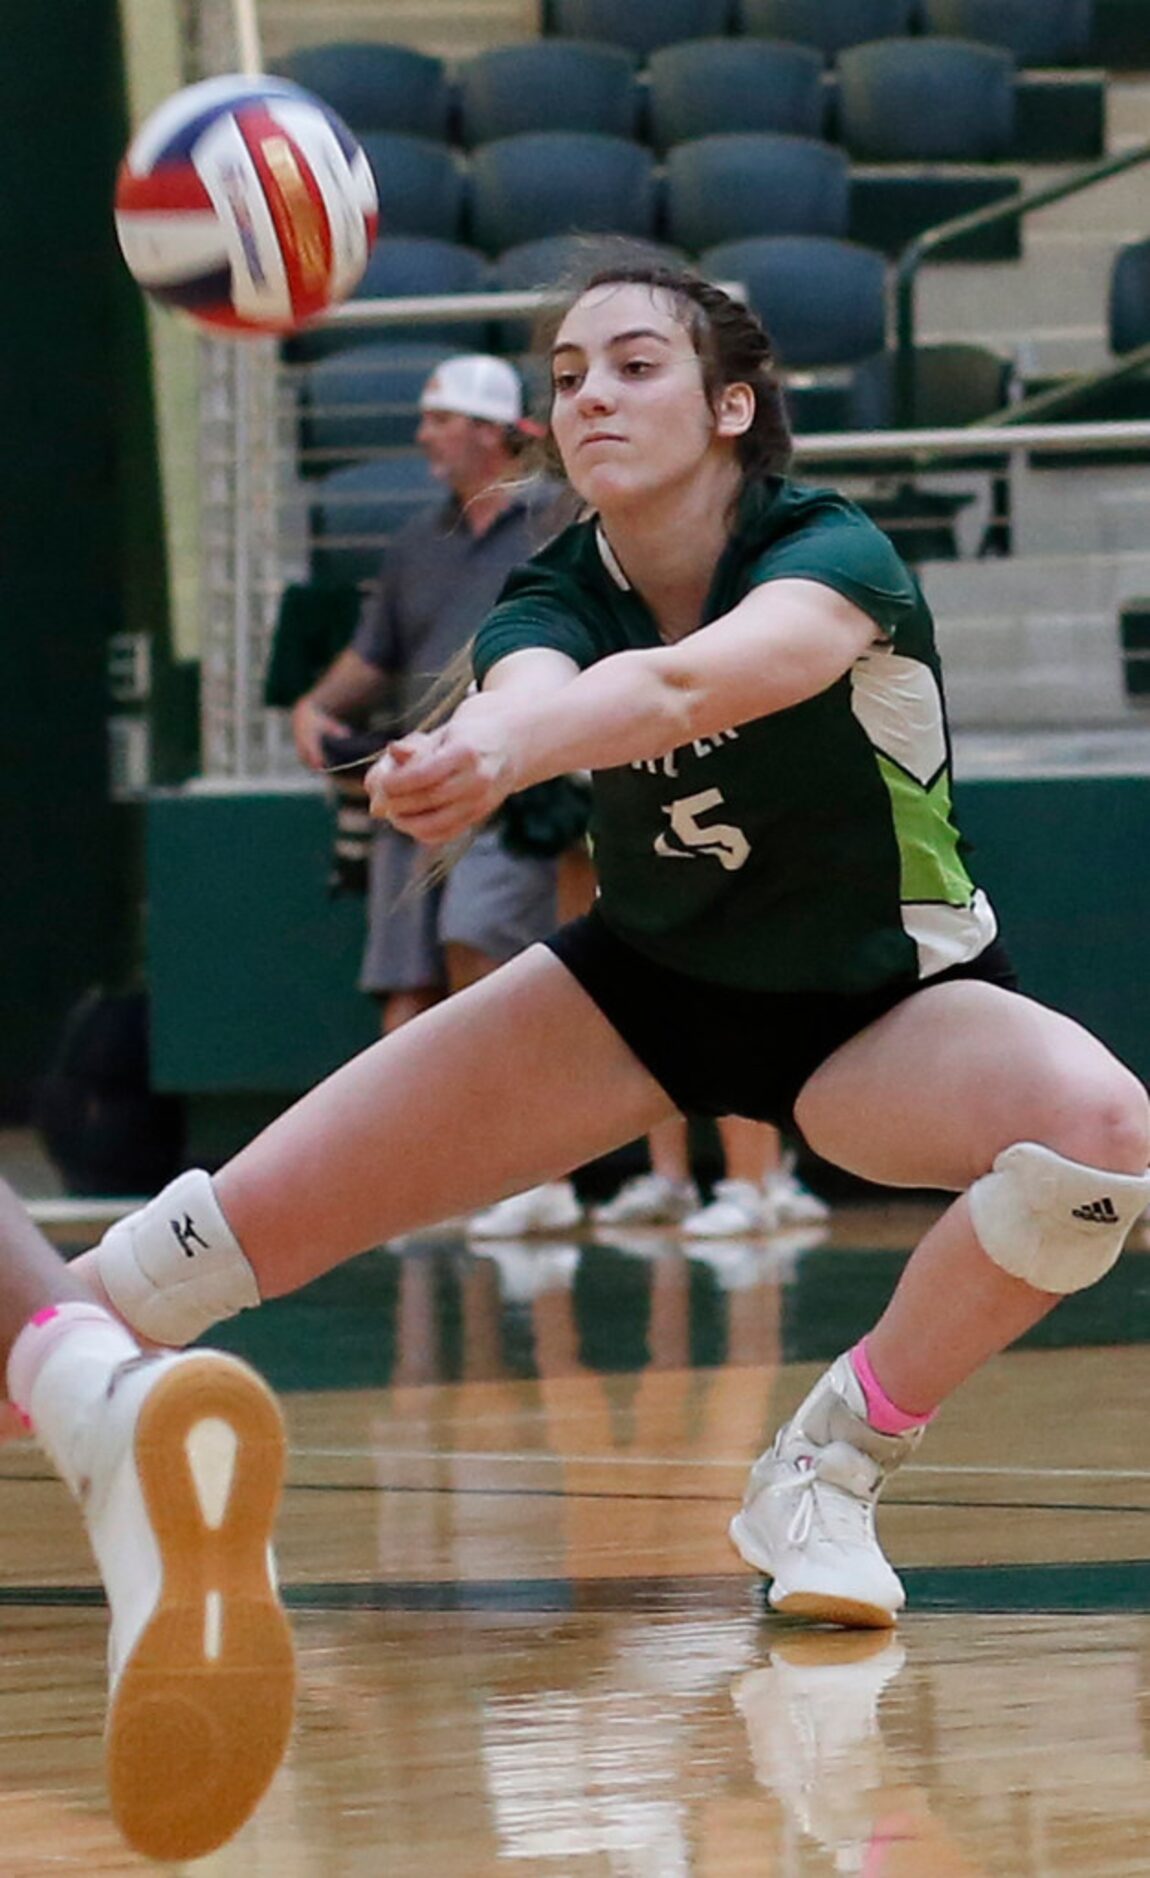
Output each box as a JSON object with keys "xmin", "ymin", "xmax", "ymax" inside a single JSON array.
[
  {"xmin": 968, "ymin": 1140, "xmax": 1150, "ymax": 1293},
  {"xmin": 97, "ymin": 1169, "xmax": 261, "ymax": 1345}
]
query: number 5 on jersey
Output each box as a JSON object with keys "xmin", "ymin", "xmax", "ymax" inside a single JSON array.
[{"xmin": 654, "ymin": 788, "xmax": 751, "ymax": 871}]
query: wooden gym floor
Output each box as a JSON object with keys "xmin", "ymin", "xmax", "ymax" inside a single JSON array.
[{"xmin": 3, "ymin": 1187, "xmax": 1150, "ymax": 1874}]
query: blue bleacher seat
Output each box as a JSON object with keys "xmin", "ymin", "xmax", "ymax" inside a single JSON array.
[
  {"xmin": 836, "ymin": 38, "xmax": 1016, "ymax": 160},
  {"xmin": 700, "ymin": 234, "xmax": 887, "ymax": 366},
  {"xmin": 356, "ymin": 133, "xmax": 466, "ymax": 241},
  {"xmin": 297, "ymin": 343, "xmax": 450, "ymax": 474},
  {"xmin": 848, "ymin": 342, "xmax": 1015, "ymax": 428},
  {"xmin": 546, "ymin": 0, "xmax": 733, "ymax": 58},
  {"xmin": 456, "ymin": 41, "xmax": 641, "ymax": 147},
  {"xmin": 734, "ymin": 0, "xmax": 917, "ymax": 60},
  {"xmin": 277, "ymin": 42, "xmax": 453, "ymax": 137},
  {"xmin": 310, "ymin": 455, "xmax": 441, "ymax": 584},
  {"xmin": 468, "ymin": 133, "xmax": 658, "ymax": 255},
  {"xmin": 284, "ymin": 237, "xmax": 493, "ymax": 364},
  {"xmin": 1109, "ymin": 237, "xmax": 1150, "ymax": 354},
  {"xmin": 665, "ymin": 133, "xmax": 850, "ymax": 251},
  {"xmin": 491, "ymin": 232, "xmax": 688, "ymax": 350},
  {"xmin": 921, "ymin": 1, "xmax": 1094, "ymax": 67},
  {"xmin": 646, "ymin": 38, "xmax": 826, "ymax": 152}
]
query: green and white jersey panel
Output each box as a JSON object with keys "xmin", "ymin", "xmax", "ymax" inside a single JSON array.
[{"xmin": 849, "ymin": 642, "xmax": 997, "ymax": 978}]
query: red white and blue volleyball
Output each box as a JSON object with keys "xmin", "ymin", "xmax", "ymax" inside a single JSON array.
[{"xmin": 114, "ymin": 74, "xmax": 379, "ymax": 336}]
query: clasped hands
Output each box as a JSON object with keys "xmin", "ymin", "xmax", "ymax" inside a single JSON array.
[{"xmin": 365, "ymin": 705, "xmax": 517, "ymax": 845}]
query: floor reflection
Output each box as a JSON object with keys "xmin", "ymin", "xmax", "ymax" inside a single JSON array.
[{"xmin": 206, "ymin": 1210, "xmax": 1150, "ymax": 1399}]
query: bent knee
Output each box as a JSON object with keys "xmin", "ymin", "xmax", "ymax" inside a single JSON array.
[{"xmin": 1050, "ymin": 1072, "xmax": 1150, "ymax": 1175}]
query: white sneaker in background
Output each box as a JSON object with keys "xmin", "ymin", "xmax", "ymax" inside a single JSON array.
[
  {"xmin": 681, "ymin": 1178, "xmax": 768, "ymax": 1238},
  {"xmin": 591, "ymin": 1172, "xmax": 700, "ymax": 1226},
  {"xmin": 729, "ymin": 1353, "xmax": 921, "ymax": 1627},
  {"xmin": 466, "ymin": 1181, "xmax": 583, "ymax": 1239},
  {"xmin": 763, "ymin": 1156, "xmax": 831, "ymax": 1229},
  {"xmin": 733, "ymin": 1630, "xmax": 906, "ymax": 1870},
  {"xmin": 61, "ymin": 1349, "xmax": 294, "ymax": 1861}
]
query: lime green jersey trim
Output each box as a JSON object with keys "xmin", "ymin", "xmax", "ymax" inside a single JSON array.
[{"xmin": 876, "ymin": 754, "xmax": 974, "ymax": 906}]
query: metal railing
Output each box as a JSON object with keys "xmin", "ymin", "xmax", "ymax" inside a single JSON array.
[{"xmin": 894, "ymin": 139, "xmax": 1150, "ymax": 426}]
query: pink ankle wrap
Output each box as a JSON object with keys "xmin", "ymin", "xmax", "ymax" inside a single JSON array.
[
  {"xmin": 849, "ymin": 1338, "xmax": 937, "ymax": 1436},
  {"xmin": 7, "ymin": 1301, "xmax": 133, "ymax": 1417}
]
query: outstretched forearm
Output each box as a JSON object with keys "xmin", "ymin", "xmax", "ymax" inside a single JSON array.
[{"xmin": 480, "ymin": 646, "xmax": 695, "ymax": 789}]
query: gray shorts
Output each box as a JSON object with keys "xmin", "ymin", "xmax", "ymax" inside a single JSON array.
[{"xmin": 360, "ymin": 823, "xmax": 559, "ymax": 995}]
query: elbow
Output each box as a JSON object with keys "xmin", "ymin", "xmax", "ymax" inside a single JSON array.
[{"xmin": 657, "ymin": 656, "xmax": 708, "ymax": 748}]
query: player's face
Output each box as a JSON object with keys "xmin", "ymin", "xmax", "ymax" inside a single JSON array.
[{"xmin": 548, "ymin": 284, "xmax": 719, "ymax": 511}]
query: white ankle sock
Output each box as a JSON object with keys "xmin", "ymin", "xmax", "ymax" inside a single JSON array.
[{"xmin": 7, "ymin": 1303, "xmax": 141, "ymax": 1496}]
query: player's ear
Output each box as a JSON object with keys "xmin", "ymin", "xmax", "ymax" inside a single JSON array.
[{"xmin": 715, "ymin": 382, "xmax": 755, "ymax": 439}]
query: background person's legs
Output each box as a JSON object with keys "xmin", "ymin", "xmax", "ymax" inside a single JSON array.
[
  {"xmin": 445, "ymin": 833, "xmax": 587, "ymax": 1238},
  {"xmin": 361, "ymin": 824, "xmax": 445, "ymax": 1037},
  {"xmin": 590, "ymin": 1115, "xmax": 700, "ymax": 1226}
]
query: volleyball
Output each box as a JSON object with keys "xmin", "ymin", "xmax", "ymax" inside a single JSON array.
[{"xmin": 114, "ymin": 74, "xmax": 379, "ymax": 336}]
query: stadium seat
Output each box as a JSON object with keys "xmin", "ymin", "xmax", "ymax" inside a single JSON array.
[
  {"xmin": 734, "ymin": 0, "xmax": 917, "ymax": 60},
  {"xmin": 838, "ymin": 37, "xmax": 1020, "ymax": 258},
  {"xmin": 920, "ymin": 0, "xmax": 1095, "ymax": 66},
  {"xmin": 284, "ymin": 237, "xmax": 493, "ymax": 363},
  {"xmin": 1109, "ymin": 237, "xmax": 1150, "ymax": 354},
  {"xmin": 700, "ymin": 234, "xmax": 887, "ymax": 366},
  {"xmin": 468, "ymin": 133, "xmax": 658, "ymax": 255},
  {"xmin": 665, "ymin": 134, "xmax": 850, "ymax": 251},
  {"xmin": 848, "ymin": 342, "xmax": 1015, "ymax": 428},
  {"xmin": 310, "ymin": 455, "xmax": 441, "ymax": 584},
  {"xmin": 277, "ymin": 42, "xmax": 453, "ymax": 137},
  {"xmin": 847, "ymin": 344, "xmax": 1017, "ymax": 561},
  {"xmin": 836, "ymin": 38, "xmax": 1016, "ymax": 160},
  {"xmin": 490, "ymin": 232, "xmax": 687, "ymax": 350},
  {"xmin": 356, "ymin": 134, "xmax": 466, "ymax": 241},
  {"xmin": 456, "ymin": 41, "xmax": 641, "ymax": 147},
  {"xmin": 296, "ymin": 342, "xmax": 450, "ymax": 474},
  {"xmin": 646, "ymin": 38, "xmax": 826, "ymax": 152},
  {"xmin": 546, "ymin": 0, "xmax": 733, "ymax": 58}
]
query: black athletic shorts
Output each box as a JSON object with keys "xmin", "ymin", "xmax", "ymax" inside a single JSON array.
[{"xmin": 546, "ymin": 907, "xmax": 1019, "ymax": 1131}]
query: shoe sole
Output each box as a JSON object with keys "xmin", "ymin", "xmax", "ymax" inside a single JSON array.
[
  {"xmin": 104, "ymin": 1353, "xmax": 296, "ymax": 1862},
  {"xmin": 728, "ymin": 1513, "xmax": 899, "ymax": 1631}
]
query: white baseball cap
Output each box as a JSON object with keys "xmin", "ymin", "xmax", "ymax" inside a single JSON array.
[{"xmin": 420, "ymin": 353, "xmax": 535, "ymax": 428}]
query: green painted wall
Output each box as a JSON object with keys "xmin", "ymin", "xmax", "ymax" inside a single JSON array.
[
  {"xmin": 148, "ymin": 791, "xmax": 376, "ymax": 1094},
  {"xmin": 0, "ymin": 1, "xmax": 163, "ymax": 1116}
]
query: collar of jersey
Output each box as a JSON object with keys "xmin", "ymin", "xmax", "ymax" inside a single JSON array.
[{"xmin": 593, "ymin": 522, "xmax": 631, "ymax": 591}]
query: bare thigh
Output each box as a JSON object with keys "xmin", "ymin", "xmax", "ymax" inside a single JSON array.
[
  {"xmin": 218, "ymin": 944, "xmax": 679, "ymax": 1295},
  {"xmin": 794, "ymin": 980, "xmax": 1150, "ymax": 1191}
]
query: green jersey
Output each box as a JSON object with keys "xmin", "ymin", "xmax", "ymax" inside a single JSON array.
[{"xmin": 473, "ymin": 477, "xmax": 996, "ymax": 995}]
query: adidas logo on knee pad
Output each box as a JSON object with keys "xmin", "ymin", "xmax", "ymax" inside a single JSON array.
[{"xmin": 1070, "ymin": 1197, "xmax": 1119, "ymax": 1224}]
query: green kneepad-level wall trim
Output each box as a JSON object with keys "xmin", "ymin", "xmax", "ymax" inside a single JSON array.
[{"xmin": 147, "ymin": 775, "xmax": 1150, "ymax": 1099}]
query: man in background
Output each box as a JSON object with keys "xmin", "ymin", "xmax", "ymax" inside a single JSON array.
[{"xmin": 292, "ymin": 354, "xmax": 586, "ymax": 1236}]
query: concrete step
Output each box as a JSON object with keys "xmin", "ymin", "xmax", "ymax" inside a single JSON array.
[
  {"xmin": 1102, "ymin": 78, "xmax": 1150, "ymax": 149},
  {"xmin": 920, "ymin": 547, "xmax": 1150, "ymax": 612},
  {"xmin": 935, "ymin": 613, "xmax": 1130, "ymax": 726},
  {"xmin": 916, "ymin": 230, "xmax": 1126, "ymax": 368},
  {"xmin": 1009, "ymin": 462, "xmax": 1150, "ymax": 555},
  {"xmin": 918, "ymin": 550, "xmax": 1150, "ymax": 727}
]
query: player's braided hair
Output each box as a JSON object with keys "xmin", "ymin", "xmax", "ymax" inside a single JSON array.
[{"xmin": 534, "ymin": 249, "xmax": 793, "ymax": 484}]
